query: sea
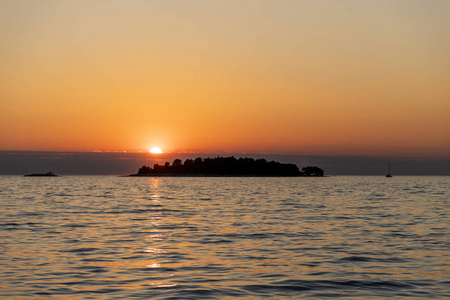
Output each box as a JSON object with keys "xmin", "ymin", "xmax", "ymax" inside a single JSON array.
[{"xmin": 0, "ymin": 176, "xmax": 449, "ymax": 299}]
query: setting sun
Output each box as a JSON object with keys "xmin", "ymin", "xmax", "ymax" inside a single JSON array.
[{"xmin": 149, "ymin": 147, "xmax": 162, "ymax": 154}]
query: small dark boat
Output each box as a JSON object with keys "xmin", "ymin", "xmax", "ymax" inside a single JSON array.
[
  {"xmin": 24, "ymin": 171, "xmax": 58, "ymax": 177},
  {"xmin": 386, "ymin": 163, "xmax": 392, "ymax": 178}
]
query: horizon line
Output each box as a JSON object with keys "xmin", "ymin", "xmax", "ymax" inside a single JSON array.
[{"xmin": 0, "ymin": 150, "xmax": 449, "ymax": 160}]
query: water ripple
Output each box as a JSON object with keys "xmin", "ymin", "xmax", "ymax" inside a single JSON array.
[{"xmin": 0, "ymin": 176, "xmax": 449, "ymax": 299}]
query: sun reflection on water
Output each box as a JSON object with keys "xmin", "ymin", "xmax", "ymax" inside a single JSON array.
[{"xmin": 146, "ymin": 262, "xmax": 161, "ymax": 268}]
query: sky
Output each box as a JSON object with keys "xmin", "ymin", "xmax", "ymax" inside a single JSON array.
[{"xmin": 1, "ymin": 0, "xmax": 449, "ymax": 157}]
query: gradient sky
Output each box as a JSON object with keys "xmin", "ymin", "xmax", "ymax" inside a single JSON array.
[{"xmin": 1, "ymin": 0, "xmax": 449, "ymax": 156}]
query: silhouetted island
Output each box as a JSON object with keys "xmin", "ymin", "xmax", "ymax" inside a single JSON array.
[
  {"xmin": 130, "ymin": 157, "xmax": 324, "ymax": 177},
  {"xmin": 24, "ymin": 171, "xmax": 58, "ymax": 177}
]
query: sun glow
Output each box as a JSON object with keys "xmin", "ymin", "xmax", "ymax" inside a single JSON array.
[{"xmin": 149, "ymin": 147, "xmax": 162, "ymax": 154}]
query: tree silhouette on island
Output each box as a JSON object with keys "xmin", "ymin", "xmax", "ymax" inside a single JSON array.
[{"xmin": 131, "ymin": 156, "xmax": 324, "ymax": 177}]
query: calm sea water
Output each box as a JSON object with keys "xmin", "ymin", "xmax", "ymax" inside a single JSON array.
[{"xmin": 0, "ymin": 176, "xmax": 449, "ymax": 299}]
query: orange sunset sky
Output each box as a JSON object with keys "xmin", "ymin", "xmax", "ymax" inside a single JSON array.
[{"xmin": 1, "ymin": 0, "xmax": 449, "ymax": 157}]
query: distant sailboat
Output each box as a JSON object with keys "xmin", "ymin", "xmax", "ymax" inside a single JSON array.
[{"xmin": 386, "ymin": 163, "xmax": 392, "ymax": 177}]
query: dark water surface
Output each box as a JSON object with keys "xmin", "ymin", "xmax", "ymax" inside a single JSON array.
[{"xmin": 1, "ymin": 176, "xmax": 449, "ymax": 299}]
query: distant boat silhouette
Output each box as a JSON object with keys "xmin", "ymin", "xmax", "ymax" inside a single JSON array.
[
  {"xmin": 386, "ymin": 163, "xmax": 392, "ymax": 177},
  {"xmin": 24, "ymin": 171, "xmax": 58, "ymax": 177}
]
